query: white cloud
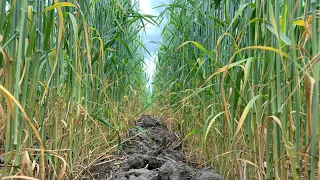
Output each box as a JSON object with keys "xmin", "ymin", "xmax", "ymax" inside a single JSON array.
[
  {"xmin": 144, "ymin": 55, "xmax": 156, "ymax": 92},
  {"xmin": 6, "ymin": 1, "xmax": 10, "ymax": 11},
  {"xmin": 145, "ymin": 55, "xmax": 156, "ymax": 78},
  {"xmin": 139, "ymin": 0, "xmax": 169, "ymax": 92},
  {"xmin": 139, "ymin": 0, "xmax": 154, "ymax": 15}
]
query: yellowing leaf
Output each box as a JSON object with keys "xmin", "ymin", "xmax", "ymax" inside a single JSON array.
[
  {"xmin": 293, "ymin": 20, "xmax": 306, "ymax": 27},
  {"xmin": 2, "ymin": 176, "xmax": 40, "ymax": 180},
  {"xmin": 27, "ymin": 6, "xmax": 32, "ymax": 20},
  {"xmin": 237, "ymin": 158, "xmax": 259, "ymax": 168},
  {"xmin": 233, "ymin": 95, "xmax": 262, "ymax": 141},
  {"xmin": 116, "ymin": 1, "xmax": 127, "ymax": 14},
  {"xmin": 236, "ymin": 46, "xmax": 290, "ymax": 58},
  {"xmin": 175, "ymin": 41, "xmax": 214, "ymax": 59},
  {"xmin": 41, "ymin": 2, "xmax": 77, "ymax": 14},
  {"xmin": 293, "ymin": 16, "xmax": 312, "ymax": 27},
  {"xmin": 203, "ymin": 112, "xmax": 224, "ymax": 146},
  {"xmin": 41, "ymin": 0, "xmax": 65, "ymax": 103},
  {"xmin": 307, "ymin": 16, "xmax": 312, "ymax": 24},
  {"xmin": 196, "ymin": 58, "xmax": 201, "ymax": 64}
]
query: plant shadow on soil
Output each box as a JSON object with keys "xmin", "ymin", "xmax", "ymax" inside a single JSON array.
[{"xmin": 79, "ymin": 115, "xmax": 222, "ymax": 180}]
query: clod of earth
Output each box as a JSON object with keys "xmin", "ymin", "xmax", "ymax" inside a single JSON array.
[{"xmin": 79, "ymin": 115, "xmax": 222, "ymax": 180}]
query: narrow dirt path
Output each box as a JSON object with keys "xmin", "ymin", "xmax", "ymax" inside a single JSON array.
[{"xmin": 81, "ymin": 115, "xmax": 222, "ymax": 180}]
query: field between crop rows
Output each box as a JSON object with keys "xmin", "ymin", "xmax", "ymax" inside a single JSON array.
[{"xmin": 0, "ymin": 0, "xmax": 320, "ymax": 179}]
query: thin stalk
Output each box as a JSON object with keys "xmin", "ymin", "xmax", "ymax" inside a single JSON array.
[
  {"xmin": 13, "ymin": 0, "xmax": 27, "ymax": 167},
  {"xmin": 310, "ymin": 0, "xmax": 318, "ymax": 177}
]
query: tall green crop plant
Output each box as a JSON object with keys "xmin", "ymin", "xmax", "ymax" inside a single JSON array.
[
  {"xmin": 154, "ymin": 0, "xmax": 320, "ymax": 179},
  {"xmin": 0, "ymin": 0, "xmax": 152, "ymax": 179},
  {"xmin": 310, "ymin": 0, "xmax": 319, "ymax": 177},
  {"xmin": 12, "ymin": 0, "xmax": 24, "ymax": 157}
]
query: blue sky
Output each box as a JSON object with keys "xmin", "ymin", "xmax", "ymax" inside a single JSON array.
[{"xmin": 139, "ymin": 0, "xmax": 169, "ymax": 92}]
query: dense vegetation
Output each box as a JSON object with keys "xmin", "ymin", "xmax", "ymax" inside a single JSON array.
[
  {"xmin": 154, "ymin": 0, "xmax": 319, "ymax": 179},
  {"xmin": 0, "ymin": 0, "xmax": 154, "ymax": 179},
  {"xmin": 0, "ymin": 0, "xmax": 319, "ymax": 179}
]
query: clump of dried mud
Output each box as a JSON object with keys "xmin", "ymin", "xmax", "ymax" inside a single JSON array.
[{"xmin": 79, "ymin": 115, "xmax": 222, "ymax": 180}]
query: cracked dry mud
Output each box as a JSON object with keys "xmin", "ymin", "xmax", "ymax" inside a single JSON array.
[{"xmin": 80, "ymin": 115, "xmax": 222, "ymax": 180}]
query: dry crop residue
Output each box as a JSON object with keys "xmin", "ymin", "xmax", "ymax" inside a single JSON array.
[{"xmin": 80, "ymin": 115, "xmax": 222, "ymax": 180}]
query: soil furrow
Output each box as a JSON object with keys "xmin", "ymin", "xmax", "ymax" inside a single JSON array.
[{"xmin": 80, "ymin": 115, "xmax": 222, "ymax": 180}]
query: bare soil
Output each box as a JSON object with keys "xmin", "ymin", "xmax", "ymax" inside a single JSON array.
[{"xmin": 79, "ymin": 115, "xmax": 222, "ymax": 180}]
